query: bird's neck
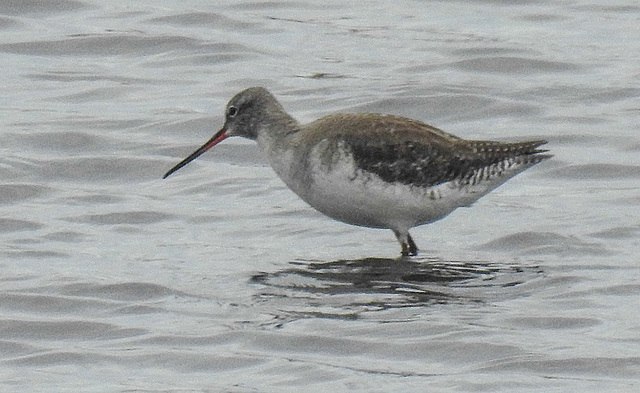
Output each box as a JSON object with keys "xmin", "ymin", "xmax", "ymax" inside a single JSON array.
[
  {"xmin": 256, "ymin": 107, "xmax": 301, "ymax": 147},
  {"xmin": 254, "ymin": 110, "xmax": 302, "ymax": 187}
]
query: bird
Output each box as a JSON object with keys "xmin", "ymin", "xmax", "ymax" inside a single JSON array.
[{"xmin": 163, "ymin": 87, "xmax": 551, "ymax": 256}]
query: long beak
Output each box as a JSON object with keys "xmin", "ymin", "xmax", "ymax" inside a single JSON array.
[{"xmin": 163, "ymin": 128, "xmax": 229, "ymax": 179}]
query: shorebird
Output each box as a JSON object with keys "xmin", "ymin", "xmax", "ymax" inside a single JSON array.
[{"xmin": 164, "ymin": 87, "xmax": 550, "ymax": 256}]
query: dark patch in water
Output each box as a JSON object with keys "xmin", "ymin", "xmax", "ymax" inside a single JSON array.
[{"xmin": 250, "ymin": 257, "xmax": 543, "ymax": 323}]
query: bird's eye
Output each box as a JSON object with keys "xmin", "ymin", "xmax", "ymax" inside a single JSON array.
[{"xmin": 227, "ymin": 106, "xmax": 238, "ymax": 118}]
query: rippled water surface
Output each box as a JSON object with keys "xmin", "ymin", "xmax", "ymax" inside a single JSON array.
[{"xmin": 1, "ymin": 0, "xmax": 639, "ymax": 391}]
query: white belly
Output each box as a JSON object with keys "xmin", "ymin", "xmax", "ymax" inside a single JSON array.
[{"xmin": 264, "ymin": 139, "xmax": 469, "ymax": 231}]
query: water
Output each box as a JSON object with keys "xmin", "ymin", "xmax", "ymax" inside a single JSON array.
[{"xmin": 0, "ymin": 0, "xmax": 638, "ymax": 391}]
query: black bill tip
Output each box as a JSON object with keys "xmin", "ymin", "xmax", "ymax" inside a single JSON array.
[{"xmin": 163, "ymin": 129, "xmax": 228, "ymax": 179}]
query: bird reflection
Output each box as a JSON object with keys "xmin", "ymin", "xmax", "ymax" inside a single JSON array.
[{"xmin": 250, "ymin": 256, "xmax": 542, "ymax": 322}]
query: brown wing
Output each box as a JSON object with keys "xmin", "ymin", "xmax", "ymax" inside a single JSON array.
[{"xmin": 308, "ymin": 114, "xmax": 549, "ymax": 188}]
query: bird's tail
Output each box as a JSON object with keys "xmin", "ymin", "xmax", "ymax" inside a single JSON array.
[{"xmin": 467, "ymin": 139, "xmax": 553, "ymax": 164}]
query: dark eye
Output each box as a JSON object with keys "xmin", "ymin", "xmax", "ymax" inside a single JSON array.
[{"xmin": 227, "ymin": 106, "xmax": 238, "ymax": 118}]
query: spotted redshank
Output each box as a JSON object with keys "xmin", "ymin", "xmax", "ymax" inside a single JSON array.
[{"xmin": 164, "ymin": 87, "xmax": 551, "ymax": 256}]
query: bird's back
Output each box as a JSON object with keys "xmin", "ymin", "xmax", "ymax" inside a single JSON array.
[{"xmin": 301, "ymin": 113, "xmax": 550, "ymax": 189}]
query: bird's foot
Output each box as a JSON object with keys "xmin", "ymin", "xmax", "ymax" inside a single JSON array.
[{"xmin": 400, "ymin": 234, "xmax": 419, "ymax": 257}]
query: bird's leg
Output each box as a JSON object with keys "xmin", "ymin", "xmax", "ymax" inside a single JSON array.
[
  {"xmin": 393, "ymin": 230, "xmax": 419, "ymax": 257},
  {"xmin": 406, "ymin": 233, "xmax": 418, "ymax": 256}
]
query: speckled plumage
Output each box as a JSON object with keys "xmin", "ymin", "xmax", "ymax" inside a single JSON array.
[{"xmin": 164, "ymin": 87, "xmax": 551, "ymax": 256}]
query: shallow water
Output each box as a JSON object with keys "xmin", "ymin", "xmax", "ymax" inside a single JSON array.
[{"xmin": 1, "ymin": 0, "xmax": 639, "ymax": 391}]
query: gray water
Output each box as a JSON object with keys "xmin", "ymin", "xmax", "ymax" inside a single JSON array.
[{"xmin": 1, "ymin": 0, "xmax": 639, "ymax": 391}]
